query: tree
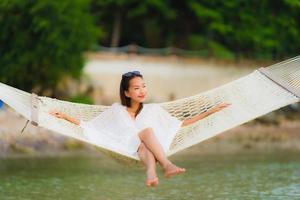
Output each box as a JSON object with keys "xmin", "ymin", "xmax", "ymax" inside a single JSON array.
[
  {"xmin": 91, "ymin": 0, "xmax": 300, "ymax": 59},
  {"xmin": 0, "ymin": 0, "xmax": 100, "ymax": 95},
  {"xmin": 91, "ymin": 0, "xmax": 175, "ymax": 47}
]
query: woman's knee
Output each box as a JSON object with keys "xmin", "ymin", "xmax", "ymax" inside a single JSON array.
[
  {"xmin": 143, "ymin": 127, "xmax": 154, "ymax": 133},
  {"xmin": 138, "ymin": 127, "xmax": 154, "ymax": 139}
]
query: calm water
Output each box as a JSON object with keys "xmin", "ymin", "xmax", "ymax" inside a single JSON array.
[{"xmin": 0, "ymin": 151, "xmax": 299, "ymax": 200}]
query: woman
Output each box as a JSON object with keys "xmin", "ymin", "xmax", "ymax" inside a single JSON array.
[{"xmin": 49, "ymin": 71, "xmax": 230, "ymax": 187}]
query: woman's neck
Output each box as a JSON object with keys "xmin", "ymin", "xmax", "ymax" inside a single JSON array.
[{"xmin": 128, "ymin": 101, "xmax": 140, "ymax": 112}]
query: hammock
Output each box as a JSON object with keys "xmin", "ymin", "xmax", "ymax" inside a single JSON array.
[{"xmin": 0, "ymin": 56, "xmax": 299, "ymax": 161}]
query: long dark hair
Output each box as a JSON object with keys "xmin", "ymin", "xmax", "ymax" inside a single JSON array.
[{"xmin": 119, "ymin": 72, "xmax": 144, "ymax": 117}]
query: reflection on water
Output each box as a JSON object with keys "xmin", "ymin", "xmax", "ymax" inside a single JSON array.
[{"xmin": 0, "ymin": 151, "xmax": 299, "ymax": 200}]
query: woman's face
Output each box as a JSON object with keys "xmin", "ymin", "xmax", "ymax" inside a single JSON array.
[{"xmin": 125, "ymin": 76, "xmax": 147, "ymax": 103}]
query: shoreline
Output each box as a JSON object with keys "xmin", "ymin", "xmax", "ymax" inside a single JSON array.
[{"xmin": 1, "ymin": 107, "xmax": 299, "ymax": 159}]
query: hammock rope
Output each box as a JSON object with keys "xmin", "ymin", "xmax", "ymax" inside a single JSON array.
[{"xmin": 0, "ymin": 56, "xmax": 299, "ymax": 161}]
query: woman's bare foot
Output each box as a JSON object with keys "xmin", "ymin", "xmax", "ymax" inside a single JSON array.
[
  {"xmin": 146, "ymin": 177, "xmax": 159, "ymax": 187},
  {"xmin": 163, "ymin": 163, "xmax": 186, "ymax": 178},
  {"xmin": 146, "ymin": 169, "xmax": 159, "ymax": 187}
]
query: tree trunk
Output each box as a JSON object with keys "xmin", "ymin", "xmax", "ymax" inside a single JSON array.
[{"xmin": 110, "ymin": 10, "xmax": 122, "ymax": 47}]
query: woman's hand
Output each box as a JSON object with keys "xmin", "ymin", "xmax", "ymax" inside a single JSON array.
[
  {"xmin": 209, "ymin": 102, "xmax": 231, "ymax": 113},
  {"xmin": 181, "ymin": 102, "xmax": 231, "ymax": 127},
  {"xmin": 49, "ymin": 109, "xmax": 80, "ymax": 125},
  {"xmin": 49, "ymin": 109, "xmax": 65, "ymax": 119}
]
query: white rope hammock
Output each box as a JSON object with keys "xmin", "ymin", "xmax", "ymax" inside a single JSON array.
[{"xmin": 0, "ymin": 56, "xmax": 299, "ymax": 161}]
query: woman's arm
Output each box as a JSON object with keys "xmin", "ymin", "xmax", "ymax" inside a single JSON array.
[
  {"xmin": 181, "ymin": 102, "xmax": 231, "ymax": 127},
  {"xmin": 49, "ymin": 110, "xmax": 80, "ymax": 125}
]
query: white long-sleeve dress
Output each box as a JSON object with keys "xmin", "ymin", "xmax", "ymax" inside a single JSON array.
[{"xmin": 79, "ymin": 102, "xmax": 183, "ymax": 157}]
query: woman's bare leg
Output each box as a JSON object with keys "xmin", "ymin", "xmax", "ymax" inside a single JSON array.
[
  {"xmin": 138, "ymin": 127, "xmax": 186, "ymax": 178},
  {"xmin": 137, "ymin": 142, "xmax": 158, "ymax": 187}
]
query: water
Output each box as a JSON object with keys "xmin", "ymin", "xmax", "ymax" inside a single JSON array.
[{"xmin": 0, "ymin": 151, "xmax": 299, "ymax": 200}]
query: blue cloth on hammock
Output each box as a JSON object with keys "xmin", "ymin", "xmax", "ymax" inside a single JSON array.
[{"xmin": 0, "ymin": 100, "xmax": 4, "ymax": 109}]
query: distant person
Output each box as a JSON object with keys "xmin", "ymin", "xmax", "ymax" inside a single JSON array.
[{"xmin": 49, "ymin": 71, "xmax": 230, "ymax": 187}]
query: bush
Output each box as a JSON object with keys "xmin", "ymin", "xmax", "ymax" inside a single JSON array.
[
  {"xmin": 69, "ymin": 94, "xmax": 94, "ymax": 104},
  {"xmin": 0, "ymin": 0, "xmax": 101, "ymax": 95}
]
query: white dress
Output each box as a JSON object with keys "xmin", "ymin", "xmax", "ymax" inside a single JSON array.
[{"xmin": 79, "ymin": 102, "xmax": 183, "ymax": 157}]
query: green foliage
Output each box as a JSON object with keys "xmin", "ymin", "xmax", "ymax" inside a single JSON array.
[
  {"xmin": 0, "ymin": 0, "xmax": 100, "ymax": 93},
  {"xmin": 91, "ymin": 0, "xmax": 300, "ymax": 60},
  {"xmin": 208, "ymin": 42, "xmax": 235, "ymax": 60},
  {"xmin": 69, "ymin": 94, "xmax": 94, "ymax": 105},
  {"xmin": 1, "ymin": 0, "xmax": 300, "ymax": 92},
  {"xmin": 63, "ymin": 139, "xmax": 84, "ymax": 150}
]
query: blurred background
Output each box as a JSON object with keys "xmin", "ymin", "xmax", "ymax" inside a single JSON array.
[{"xmin": 0, "ymin": 0, "xmax": 300, "ymax": 199}]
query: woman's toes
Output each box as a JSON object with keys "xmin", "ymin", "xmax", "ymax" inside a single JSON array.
[
  {"xmin": 146, "ymin": 177, "xmax": 159, "ymax": 187},
  {"xmin": 164, "ymin": 164, "xmax": 186, "ymax": 178}
]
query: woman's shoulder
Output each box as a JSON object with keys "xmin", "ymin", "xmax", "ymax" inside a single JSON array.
[
  {"xmin": 146, "ymin": 102, "xmax": 161, "ymax": 107},
  {"xmin": 110, "ymin": 102, "xmax": 124, "ymax": 110},
  {"xmin": 111, "ymin": 102, "xmax": 121, "ymax": 107},
  {"xmin": 144, "ymin": 103, "xmax": 162, "ymax": 111}
]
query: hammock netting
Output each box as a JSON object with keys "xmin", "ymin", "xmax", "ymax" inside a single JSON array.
[{"xmin": 0, "ymin": 56, "xmax": 299, "ymax": 161}]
